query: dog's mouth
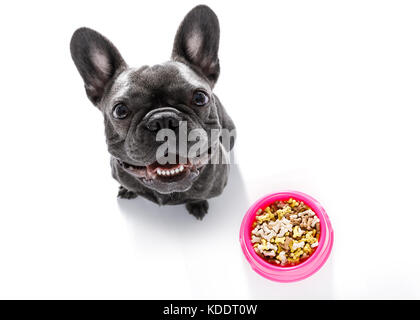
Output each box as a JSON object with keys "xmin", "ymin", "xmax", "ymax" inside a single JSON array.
[
  {"xmin": 117, "ymin": 158, "xmax": 202, "ymax": 182},
  {"xmin": 116, "ymin": 146, "xmax": 214, "ymax": 188}
]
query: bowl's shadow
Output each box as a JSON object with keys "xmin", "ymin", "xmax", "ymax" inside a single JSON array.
[{"xmin": 242, "ymin": 249, "xmax": 335, "ymax": 299}]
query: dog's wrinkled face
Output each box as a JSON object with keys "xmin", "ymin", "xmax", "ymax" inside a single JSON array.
[
  {"xmin": 104, "ymin": 62, "xmax": 221, "ymax": 193},
  {"xmin": 70, "ymin": 5, "xmax": 222, "ymax": 193}
]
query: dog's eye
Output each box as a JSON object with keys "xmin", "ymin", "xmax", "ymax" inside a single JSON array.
[
  {"xmin": 192, "ymin": 91, "xmax": 209, "ymax": 106},
  {"xmin": 112, "ymin": 104, "xmax": 130, "ymax": 119}
]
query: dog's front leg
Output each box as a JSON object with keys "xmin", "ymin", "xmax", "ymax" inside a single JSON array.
[
  {"xmin": 117, "ymin": 186, "xmax": 138, "ymax": 199},
  {"xmin": 186, "ymin": 200, "xmax": 209, "ymax": 220}
]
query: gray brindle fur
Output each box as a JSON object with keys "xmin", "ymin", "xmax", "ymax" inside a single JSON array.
[{"xmin": 70, "ymin": 5, "xmax": 235, "ymax": 219}]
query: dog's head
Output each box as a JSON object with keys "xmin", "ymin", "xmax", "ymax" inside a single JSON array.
[{"xmin": 70, "ymin": 5, "xmax": 226, "ymax": 194}]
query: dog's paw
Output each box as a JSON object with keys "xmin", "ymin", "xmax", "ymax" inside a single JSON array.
[
  {"xmin": 186, "ymin": 200, "xmax": 209, "ymax": 220},
  {"xmin": 117, "ymin": 186, "xmax": 138, "ymax": 199}
]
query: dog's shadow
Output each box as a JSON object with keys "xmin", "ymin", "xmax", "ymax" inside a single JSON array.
[
  {"xmin": 118, "ymin": 164, "xmax": 249, "ymax": 240},
  {"xmin": 118, "ymin": 165, "xmax": 335, "ymax": 298}
]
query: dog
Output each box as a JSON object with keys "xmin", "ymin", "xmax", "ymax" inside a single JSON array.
[{"xmin": 70, "ymin": 5, "xmax": 236, "ymax": 219}]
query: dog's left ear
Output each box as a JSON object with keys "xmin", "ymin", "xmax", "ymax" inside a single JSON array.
[{"xmin": 172, "ymin": 5, "xmax": 220, "ymax": 86}]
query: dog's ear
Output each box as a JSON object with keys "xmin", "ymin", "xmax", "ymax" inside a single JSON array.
[
  {"xmin": 70, "ymin": 27, "xmax": 126, "ymax": 106},
  {"xmin": 172, "ymin": 5, "xmax": 220, "ymax": 86}
]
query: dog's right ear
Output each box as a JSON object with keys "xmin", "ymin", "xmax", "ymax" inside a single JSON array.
[{"xmin": 70, "ymin": 27, "xmax": 126, "ymax": 106}]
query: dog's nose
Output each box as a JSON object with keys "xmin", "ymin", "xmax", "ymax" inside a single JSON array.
[{"xmin": 145, "ymin": 108, "xmax": 182, "ymax": 132}]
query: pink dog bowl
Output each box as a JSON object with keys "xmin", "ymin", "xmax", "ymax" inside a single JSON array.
[{"xmin": 240, "ymin": 191, "xmax": 333, "ymax": 282}]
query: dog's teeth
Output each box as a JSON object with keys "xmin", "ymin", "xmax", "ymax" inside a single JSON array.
[{"xmin": 156, "ymin": 166, "xmax": 185, "ymax": 177}]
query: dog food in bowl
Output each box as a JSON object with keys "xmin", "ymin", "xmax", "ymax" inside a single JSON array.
[
  {"xmin": 251, "ymin": 198, "xmax": 320, "ymax": 266},
  {"xmin": 240, "ymin": 191, "xmax": 333, "ymax": 282}
]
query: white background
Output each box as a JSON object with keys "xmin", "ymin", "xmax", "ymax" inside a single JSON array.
[{"xmin": 0, "ymin": 0, "xmax": 419, "ymax": 299}]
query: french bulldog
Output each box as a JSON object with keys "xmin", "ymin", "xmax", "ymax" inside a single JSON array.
[{"xmin": 70, "ymin": 5, "xmax": 236, "ymax": 219}]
